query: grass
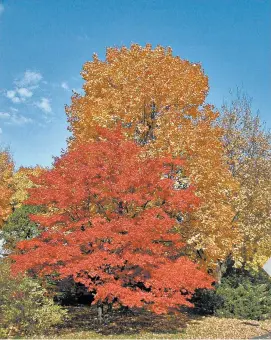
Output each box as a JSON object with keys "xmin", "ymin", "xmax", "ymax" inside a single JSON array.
[
  {"xmin": 181, "ymin": 316, "xmax": 271, "ymax": 339},
  {"xmin": 36, "ymin": 305, "xmax": 271, "ymax": 339}
]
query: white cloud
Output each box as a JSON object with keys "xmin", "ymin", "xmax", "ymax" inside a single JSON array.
[
  {"xmin": 6, "ymin": 113, "xmax": 33, "ymax": 125},
  {"xmin": 11, "ymin": 96, "xmax": 22, "ymax": 104},
  {"xmin": 6, "ymin": 90, "xmax": 16, "ymax": 99},
  {"xmin": 0, "ymin": 4, "xmax": 4, "ymax": 16},
  {"xmin": 0, "ymin": 109, "xmax": 33, "ymax": 126},
  {"xmin": 10, "ymin": 114, "xmax": 33, "ymax": 125},
  {"xmin": 10, "ymin": 107, "xmax": 19, "ymax": 113},
  {"xmin": 17, "ymin": 87, "xmax": 33, "ymax": 98},
  {"xmin": 0, "ymin": 127, "xmax": 2, "ymax": 134},
  {"xmin": 61, "ymin": 82, "xmax": 69, "ymax": 90},
  {"xmin": 6, "ymin": 87, "xmax": 33, "ymax": 104},
  {"xmin": 15, "ymin": 70, "xmax": 43, "ymax": 87},
  {"xmin": 36, "ymin": 97, "xmax": 52, "ymax": 113},
  {"xmin": 0, "ymin": 112, "xmax": 10, "ymax": 118}
]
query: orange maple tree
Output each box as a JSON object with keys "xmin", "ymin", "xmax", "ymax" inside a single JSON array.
[{"xmin": 12, "ymin": 127, "xmax": 213, "ymax": 314}]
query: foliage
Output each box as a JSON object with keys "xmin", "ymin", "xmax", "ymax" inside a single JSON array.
[
  {"xmin": 0, "ymin": 150, "xmax": 14, "ymax": 227},
  {"xmin": 12, "ymin": 127, "xmax": 214, "ymax": 314},
  {"xmin": 192, "ymin": 268, "xmax": 271, "ymax": 320},
  {"xmin": 0, "ymin": 261, "xmax": 67, "ymax": 338},
  {"xmin": 190, "ymin": 286, "xmax": 224, "ymax": 315},
  {"xmin": 216, "ymin": 276, "xmax": 271, "ymax": 320},
  {"xmin": 11, "ymin": 166, "xmax": 44, "ymax": 209},
  {"xmin": 220, "ymin": 90, "xmax": 271, "ymax": 269},
  {"xmin": 66, "ymin": 43, "xmax": 239, "ymax": 269},
  {"xmin": 1, "ymin": 205, "xmax": 43, "ymax": 251}
]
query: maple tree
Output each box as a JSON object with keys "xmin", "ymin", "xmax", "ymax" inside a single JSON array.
[
  {"xmin": 0, "ymin": 150, "xmax": 14, "ymax": 227},
  {"xmin": 220, "ymin": 90, "xmax": 271, "ymax": 269},
  {"xmin": 66, "ymin": 44, "xmax": 238, "ymax": 269},
  {"xmin": 12, "ymin": 128, "xmax": 213, "ymax": 314},
  {"xmin": 11, "ymin": 166, "xmax": 44, "ymax": 209}
]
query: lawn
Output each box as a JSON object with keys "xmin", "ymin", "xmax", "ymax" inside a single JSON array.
[{"xmin": 37, "ymin": 305, "xmax": 271, "ymax": 339}]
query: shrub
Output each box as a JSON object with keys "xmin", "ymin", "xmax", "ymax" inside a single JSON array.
[
  {"xmin": 215, "ymin": 275, "xmax": 271, "ymax": 320},
  {"xmin": 0, "ymin": 261, "xmax": 67, "ymax": 338},
  {"xmin": 191, "ymin": 268, "xmax": 271, "ymax": 320},
  {"xmin": 190, "ymin": 286, "xmax": 224, "ymax": 315}
]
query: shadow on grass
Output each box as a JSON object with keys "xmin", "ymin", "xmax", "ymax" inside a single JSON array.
[{"xmin": 55, "ymin": 304, "xmax": 189, "ymax": 336}]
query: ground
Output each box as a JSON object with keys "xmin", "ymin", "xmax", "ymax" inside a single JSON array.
[{"xmin": 36, "ymin": 305, "xmax": 271, "ymax": 339}]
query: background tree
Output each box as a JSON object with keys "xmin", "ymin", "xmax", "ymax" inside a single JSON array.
[
  {"xmin": 2, "ymin": 205, "xmax": 43, "ymax": 252},
  {"xmin": 219, "ymin": 89, "xmax": 271, "ymax": 269},
  {"xmin": 12, "ymin": 127, "xmax": 213, "ymax": 315},
  {"xmin": 11, "ymin": 166, "xmax": 44, "ymax": 209},
  {"xmin": 66, "ymin": 44, "xmax": 238, "ymax": 270},
  {"xmin": 1, "ymin": 167, "xmax": 45, "ymax": 253},
  {"xmin": 0, "ymin": 150, "xmax": 14, "ymax": 227}
]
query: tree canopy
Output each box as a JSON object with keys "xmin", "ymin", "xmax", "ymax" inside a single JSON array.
[
  {"xmin": 12, "ymin": 128, "xmax": 213, "ymax": 314},
  {"xmin": 66, "ymin": 44, "xmax": 239, "ymax": 268},
  {"xmin": 220, "ymin": 91, "xmax": 271, "ymax": 269}
]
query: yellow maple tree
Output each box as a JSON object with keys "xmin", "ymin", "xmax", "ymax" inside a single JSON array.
[
  {"xmin": 11, "ymin": 166, "xmax": 45, "ymax": 209},
  {"xmin": 220, "ymin": 91, "xmax": 271, "ymax": 269},
  {"xmin": 66, "ymin": 44, "xmax": 239, "ymax": 271},
  {"xmin": 0, "ymin": 150, "xmax": 14, "ymax": 227}
]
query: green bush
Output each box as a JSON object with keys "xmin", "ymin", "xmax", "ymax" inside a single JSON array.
[
  {"xmin": 1, "ymin": 205, "xmax": 43, "ymax": 251},
  {"xmin": 215, "ymin": 275, "xmax": 271, "ymax": 320},
  {"xmin": 192, "ymin": 268, "xmax": 271, "ymax": 320},
  {"xmin": 190, "ymin": 286, "xmax": 224, "ymax": 315},
  {"xmin": 0, "ymin": 261, "xmax": 67, "ymax": 338}
]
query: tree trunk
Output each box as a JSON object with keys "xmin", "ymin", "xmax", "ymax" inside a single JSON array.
[
  {"xmin": 97, "ymin": 303, "xmax": 103, "ymax": 324},
  {"xmin": 107, "ymin": 302, "xmax": 113, "ymax": 313},
  {"xmin": 215, "ymin": 261, "xmax": 223, "ymax": 284}
]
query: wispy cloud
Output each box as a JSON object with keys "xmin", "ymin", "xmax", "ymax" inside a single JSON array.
[
  {"xmin": 61, "ymin": 81, "xmax": 69, "ymax": 91},
  {"xmin": 0, "ymin": 109, "xmax": 33, "ymax": 125},
  {"xmin": 61, "ymin": 81, "xmax": 82, "ymax": 94},
  {"xmin": 5, "ymin": 70, "xmax": 42, "ymax": 105},
  {"xmin": 17, "ymin": 87, "xmax": 33, "ymax": 98},
  {"xmin": 15, "ymin": 70, "xmax": 43, "ymax": 87},
  {"xmin": 1, "ymin": 70, "xmax": 55, "ymax": 127},
  {"xmin": 10, "ymin": 107, "xmax": 19, "ymax": 113},
  {"xmin": 35, "ymin": 97, "xmax": 52, "ymax": 113},
  {"xmin": 0, "ymin": 3, "xmax": 4, "ymax": 16},
  {"xmin": 0, "ymin": 112, "xmax": 11, "ymax": 118},
  {"xmin": 6, "ymin": 90, "xmax": 21, "ymax": 103},
  {"xmin": 9, "ymin": 114, "xmax": 33, "ymax": 125},
  {"xmin": 76, "ymin": 33, "xmax": 90, "ymax": 41},
  {"xmin": 6, "ymin": 87, "xmax": 33, "ymax": 103}
]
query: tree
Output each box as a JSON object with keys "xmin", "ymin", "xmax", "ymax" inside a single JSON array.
[
  {"xmin": 220, "ymin": 90, "xmax": 271, "ymax": 269},
  {"xmin": 0, "ymin": 150, "xmax": 14, "ymax": 227},
  {"xmin": 2, "ymin": 205, "xmax": 43, "ymax": 251},
  {"xmin": 11, "ymin": 166, "xmax": 44, "ymax": 209},
  {"xmin": 66, "ymin": 44, "xmax": 238, "ymax": 269},
  {"xmin": 12, "ymin": 127, "xmax": 213, "ymax": 315}
]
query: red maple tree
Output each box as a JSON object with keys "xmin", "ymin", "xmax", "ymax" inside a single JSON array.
[{"xmin": 12, "ymin": 127, "xmax": 213, "ymax": 314}]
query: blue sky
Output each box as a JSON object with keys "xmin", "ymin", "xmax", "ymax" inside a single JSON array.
[{"xmin": 0, "ymin": 0, "xmax": 270, "ymax": 169}]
